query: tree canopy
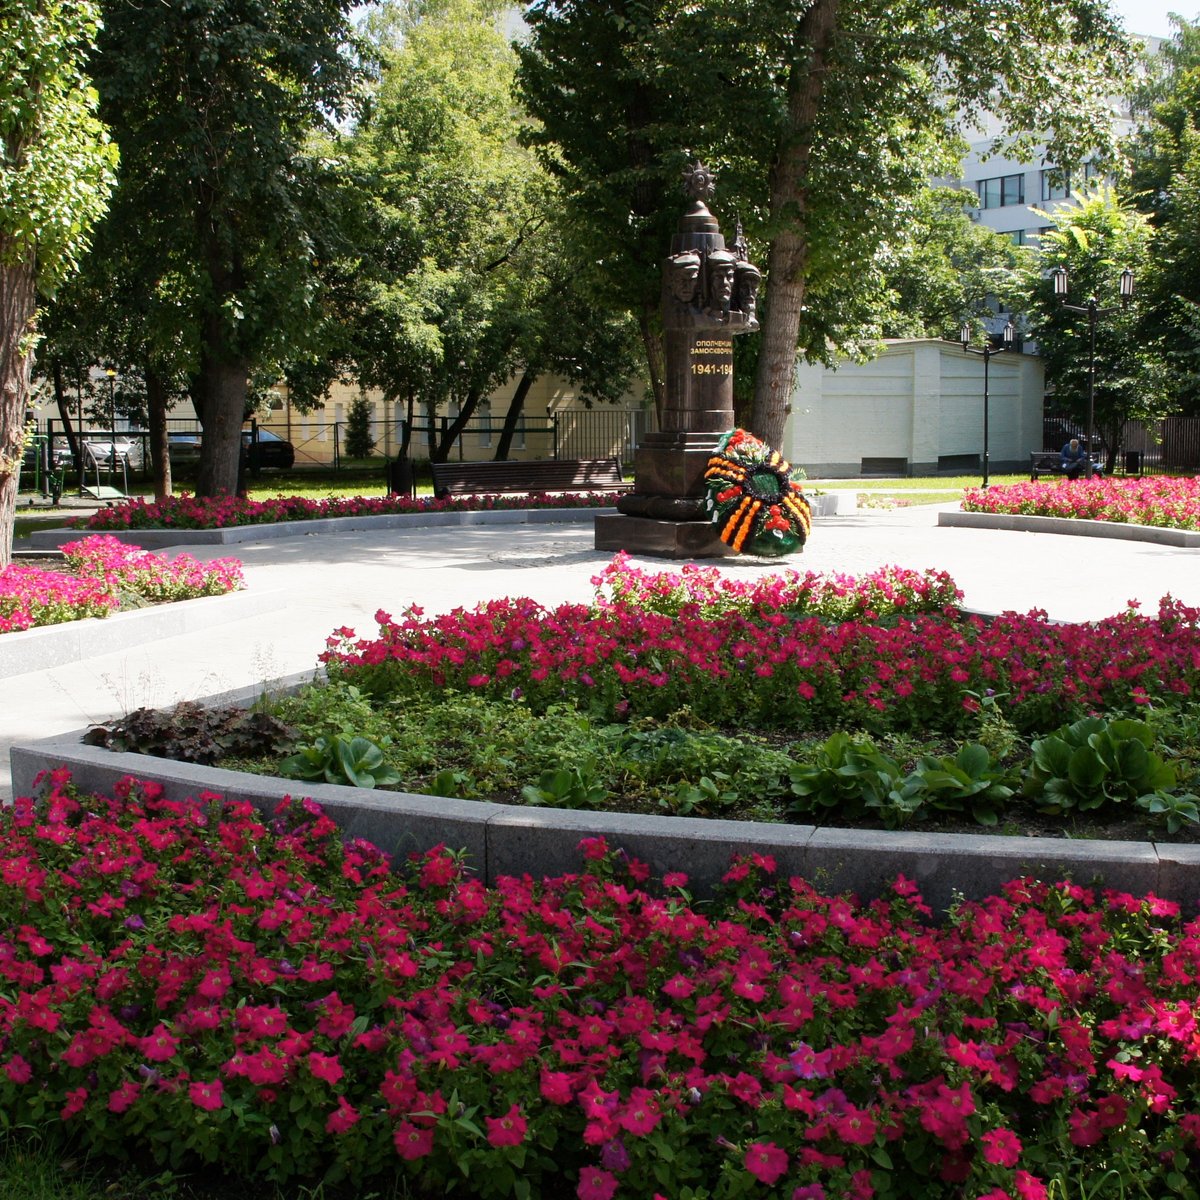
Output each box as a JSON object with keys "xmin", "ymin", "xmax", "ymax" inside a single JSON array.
[
  {"xmin": 79, "ymin": 0, "xmax": 365, "ymax": 496},
  {"xmin": 518, "ymin": 0, "xmax": 1131, "ymax": 447},
  {"xmin": 1022, "ymin": 186, "xmax": 1160, "ymax": 470},
  {"xmin": 0, "ymin": 0, "xmax": 116, "ymax": 566},
  {"xmin": 339, "ymin": 0, "xmax": 639, "ymax": 461},
  {"xmin": 1127, "ymin": 15, "xmax": 1200, "ymax": 414}
]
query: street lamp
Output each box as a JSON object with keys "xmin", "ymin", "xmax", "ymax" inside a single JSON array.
[
  {"xmin": 104, "ymin": 367, "xmax": 119, "ymax": 474},
  {"xmin": 1050, "ymin": 266, "xmax": 1134, "ymax": 478},
  {"xmin": 957, "ymin": 319, "xmax": 1016, "ymax": 489}
]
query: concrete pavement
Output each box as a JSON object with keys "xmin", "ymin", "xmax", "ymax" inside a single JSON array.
[{"xmin": 4, "ymin": 501, "xmax": 1199, "ymax": 803}]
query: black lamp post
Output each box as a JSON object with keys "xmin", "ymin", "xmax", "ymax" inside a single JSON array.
[
  {"xmin": 957, "ymin": 320, "xmax": 1015, "ymax": 489},
  {"xmin": 105, "ymin": 367, "xmax": 117, "ymax": 472},
  {"xmin": 1050, "ymin": 266, "xmax": 1135, "ymax": 479}
]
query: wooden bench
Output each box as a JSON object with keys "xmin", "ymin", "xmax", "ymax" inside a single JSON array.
[
  {"xmin": 1030, "ymin": 450, "xmax": 1101, "ymax": 480},
  {"xmin": 429, "ymin": 456, "xmax": 630, "ymax": 498}
]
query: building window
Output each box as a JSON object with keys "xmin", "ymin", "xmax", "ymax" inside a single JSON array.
[
  {"xmin": 1041, "ymin": 168, "xmax": 1070, "ymax": 201},
  {"xmin": 977, "ymin": 174, "xmax": 1024, "ymax": 209},
  {"xmin": 1006, "ymin": 229, "xmax": 1027, "ymax": 246},
  {"xmin": 478, "ymin": 402, "xmax": 492, "ymax": 448}
]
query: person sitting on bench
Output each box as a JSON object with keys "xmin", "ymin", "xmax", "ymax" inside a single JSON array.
[{"xmin": 1060, "ymin": 438, "xmax": 1090, "ymax": 481}]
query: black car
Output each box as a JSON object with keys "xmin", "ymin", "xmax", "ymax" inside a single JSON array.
[
  {"xmin": 167, "ymin": 429, "xmax": 295, "ymax": 470},
  {"xmin": 167, "ymin": 433, "xmax": 203, "ymax": 467},
  {"xmin": 243, "ymin": 428, "xmax": 295, "ymax": 470}
]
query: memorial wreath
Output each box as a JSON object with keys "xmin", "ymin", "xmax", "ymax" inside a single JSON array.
[{"xmin": 704, "ymin": 429, "xmax": 812, "ymax": 556}]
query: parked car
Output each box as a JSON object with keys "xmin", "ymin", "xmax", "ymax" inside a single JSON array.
[
  {"xmin": 165, "ymin": 428, "xmax": 296, "ymax": 471},
  {"xmin": 243, "ymin": 427, "xmax": 295, "ymax": 470},
  {"xmin": 81, "ymin": 438, "xmax": 142, "ymax": 470},
  {"xmin": 167, "ymin": 433, "xmax": 203, "ymax": 466}
]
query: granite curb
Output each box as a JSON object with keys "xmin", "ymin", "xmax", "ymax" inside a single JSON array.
[
  {"xmin": 27, "ymin": 499, "xmax": 845, "ymax": 551},
  {"xmin": 938, "ymin": 509, "xmax": 1200, "ymax": 547},
  {"xmin": 0, "ymin": 587, "xmax": 285, "ymax": 680},
  {"xmin": 13, "ymin": 732, "xmax": 1200, "ymax": 916},
  {"xmin": 29, "ymin": 506, "xmax": 622, "ymax": 550}
]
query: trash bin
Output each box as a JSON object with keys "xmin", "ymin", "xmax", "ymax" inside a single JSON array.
[
  {"xmin": 386, "ymin": 456, "xmax": 414, "ymax": 498},
  {"xmin": 1124, "ymin": 450, "xmax": 1143, "ymax": 476}
]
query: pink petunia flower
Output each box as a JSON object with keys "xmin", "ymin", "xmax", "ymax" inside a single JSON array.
[
  {"xmin": 189, "ymin": 1079, "xmax": 224, "ymax": 1111},
  {"xmin": 486, "ymin": 1103, "xmax": 528, "ymax": 1148},
  {"xmin": 981, "ymin": 1127, "xmax": 1022, "ymax": 1167},
  {"xmin": 745, "ymin": 1141, "xmax": 789, "ymax": 1185},
  {"xmin": 577, "ymin": 1168, "xmax": 618, "ymax": 1200}
]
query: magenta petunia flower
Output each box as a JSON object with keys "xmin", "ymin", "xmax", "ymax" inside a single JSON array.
[
  {"xmin": 744, "ymin": 1141, "xmax": 788, "ymax": 1185},
  {"xmin": 576, "ymin": 1167, "xmax": 618, "ymax": 1200},
  {"xmin": 485, "ymin": 1103, "xmax": 527, "ymax": 1147},
  {"xmin": 189, "ymin": 1079, "xmax": 224, "ymax": 1112},
  {"xmin": 393, "ymin": 1122, "xmax": 434, "ymax": 1161},
  {"xmin": 981, "ymin": 1127, "xmax": 1022, "ymax": 1167}
]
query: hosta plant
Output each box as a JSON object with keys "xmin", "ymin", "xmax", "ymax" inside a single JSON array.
[
  {"xmin": 1024, "ymin": 717, "xmax": 1180, "ymax": 814},
  {"xmin": 279, "ymin": 735, "xmax": 402, "ymax": 789}
]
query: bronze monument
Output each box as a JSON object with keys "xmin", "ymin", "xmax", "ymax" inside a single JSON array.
[{"xmin": 595, "ymin": 161, "xmax": 761, "ymax": 558}]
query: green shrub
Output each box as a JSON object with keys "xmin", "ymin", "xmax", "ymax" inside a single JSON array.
[
  {"xmin": 1024, "ymin": 716, "xmax": 1179, "ymax": 813},
  {"xmin": 279, "ymin": 735, "xmax": 401, "ymax": 789}
]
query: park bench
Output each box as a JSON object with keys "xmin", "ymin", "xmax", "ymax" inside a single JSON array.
[
  {"xmin": 1030, "ymin": 451, "xmax": 1068, "ymax": 480},
  {"xmin": 1030, "ymin": 450, "xmax": 1102, "ymax": 480},
  {"xmin": 429, "ymin": 456, "xmax": 630, "ymax": 498}
]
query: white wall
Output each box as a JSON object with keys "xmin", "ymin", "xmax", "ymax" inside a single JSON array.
[{"xmin": 788, "ymin": 339, "xmax": 1044, "ymax": 477}]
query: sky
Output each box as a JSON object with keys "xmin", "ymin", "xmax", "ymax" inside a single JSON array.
[{"xmin": 1110, "ymin": 0, "xmax": 1197, "ymax": 37}]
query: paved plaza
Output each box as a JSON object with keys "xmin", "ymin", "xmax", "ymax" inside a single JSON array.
[{"xmin": 3, "ymin": 501, "xmax": 1198, "ymax": 803}]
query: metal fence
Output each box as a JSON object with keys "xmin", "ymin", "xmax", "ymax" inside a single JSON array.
[
  {"xmin": 82, "ymin": 406, "xmax": 655, "ymax": 469},
  {"xmin": 1042, "ymin": 415, "xmax": 1200, "ymax": 474}
]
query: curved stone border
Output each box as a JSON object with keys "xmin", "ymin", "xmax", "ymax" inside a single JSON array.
[
  {"xmin": 0, "ymin": 588, "xmax": 283, "ymax": 680},
  {"xmin": 29, "ymin": 506, "xmax": 621, "ymax": 550},
  {"xmin": 939, "ymin": 509, "xmax": 1200, "ymax": 548},
  {"xmin": 12, "ymin": 705, "xmax": 1198, "ymax": 917},
  {"xmin": 30, "ymin": 500, "xmax": 842, "ymax": 552}
]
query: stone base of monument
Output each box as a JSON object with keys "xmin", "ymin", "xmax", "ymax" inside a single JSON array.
[{"xmin": 593, "ymin": 513, "xmax": 736, "ymax": 559}]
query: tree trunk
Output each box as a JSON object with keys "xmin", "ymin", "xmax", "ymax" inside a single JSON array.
[
  {"xmin": 0, "ymin": 252, "xmax": 38, "ymax": 569},
  {"xmin": 435, "ymin": 392, "xmax": 481, "ymax": 461},
  {"xmin": 639, "ymin": 302, "xmax": 665, "ymax": 425},
  {"xmin": 145, "ymin": 366, "xmax": 173, "ymax": 502},
  {"xmin": 402, "ymin": 388, "xmax": 415, "ymax": 457},
  {"xmin": 496, "ymin": 369, "xmax": 535, "ymax": 460},
  {"xmin": 751, "ymin": 0, "xmax": 840, "ymax": 449},
  {"xmin": 52, "ymin": 359, "xmax": 81, "ymax": 467},
  {"xmin": 194, "ymin": 344, "xmax": 250, "ymax": 497}
]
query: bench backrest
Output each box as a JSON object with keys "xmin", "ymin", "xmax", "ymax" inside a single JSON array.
[{"xmin": 431, "ymin": 457, "xmax": 623, "ymax": 494}]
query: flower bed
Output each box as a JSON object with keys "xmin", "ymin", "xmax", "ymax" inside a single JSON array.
[
  {"xmin": 961, "ymin": 475, "xmax": 1200, "ymax": 531},
  {"xmin": 322, "ymin": 580, "xmax": 1200, "ymax": 739},
  {"xmin": 0, "ymin": 537, "xmax": 244, "ymax": 634},
  {"xmin": 74, "ymin": 491, "xmax": 617, "ymax": 532},
  {"xmin": 83, "ymin": 557, "xmax": 1200, "ymax": 834},
  {"xmin": 5, "ymin": 774, "xmax": 1200, "ymax": 1199}
]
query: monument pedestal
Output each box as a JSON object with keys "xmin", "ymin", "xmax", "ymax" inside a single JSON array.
[
  {"xmin": 594, "ymin": 513, "xmax": 735, "ymax": 560},
  {"xmin": 593, "ymin": 161, "xmax": 759, "ymax": 561}
]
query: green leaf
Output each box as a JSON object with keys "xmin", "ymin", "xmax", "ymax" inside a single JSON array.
[{"xmin": 1066, "ymin": 744, "xmax": 1108, "ymax": 790}]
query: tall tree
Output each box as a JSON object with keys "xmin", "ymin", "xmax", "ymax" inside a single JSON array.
[
  {"xmin": 85, "ymin": 0, "xmax": 364, "ymax": 496},
  {"xmin": 874, "ymin": 186, "xmax": 1033, "ymax": 340},
  {"xmin": 345, "ymin": 0, "xmax": 639, "ymax": 462},
  {"xmin": 1127, "ymin": 16, "xmax": 1200, "ymax": 413},
  {"xmin": 515, "ymin": 2, "xmax": 685, "ymax": 421},
  {"xmin": 0, "ymin": 0, "xmax": 115, "ymax": 566},
  {"xmin": 1022, "ymin": 186, "xmax": 1160, "ymax": 471},
  {"xmin": 518, "ymin": 0, "xmax": 1130, "ymax": 447},
  {"xmin": 347, "ymin": 0, "xmax": 539, "ymax": 460}
]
